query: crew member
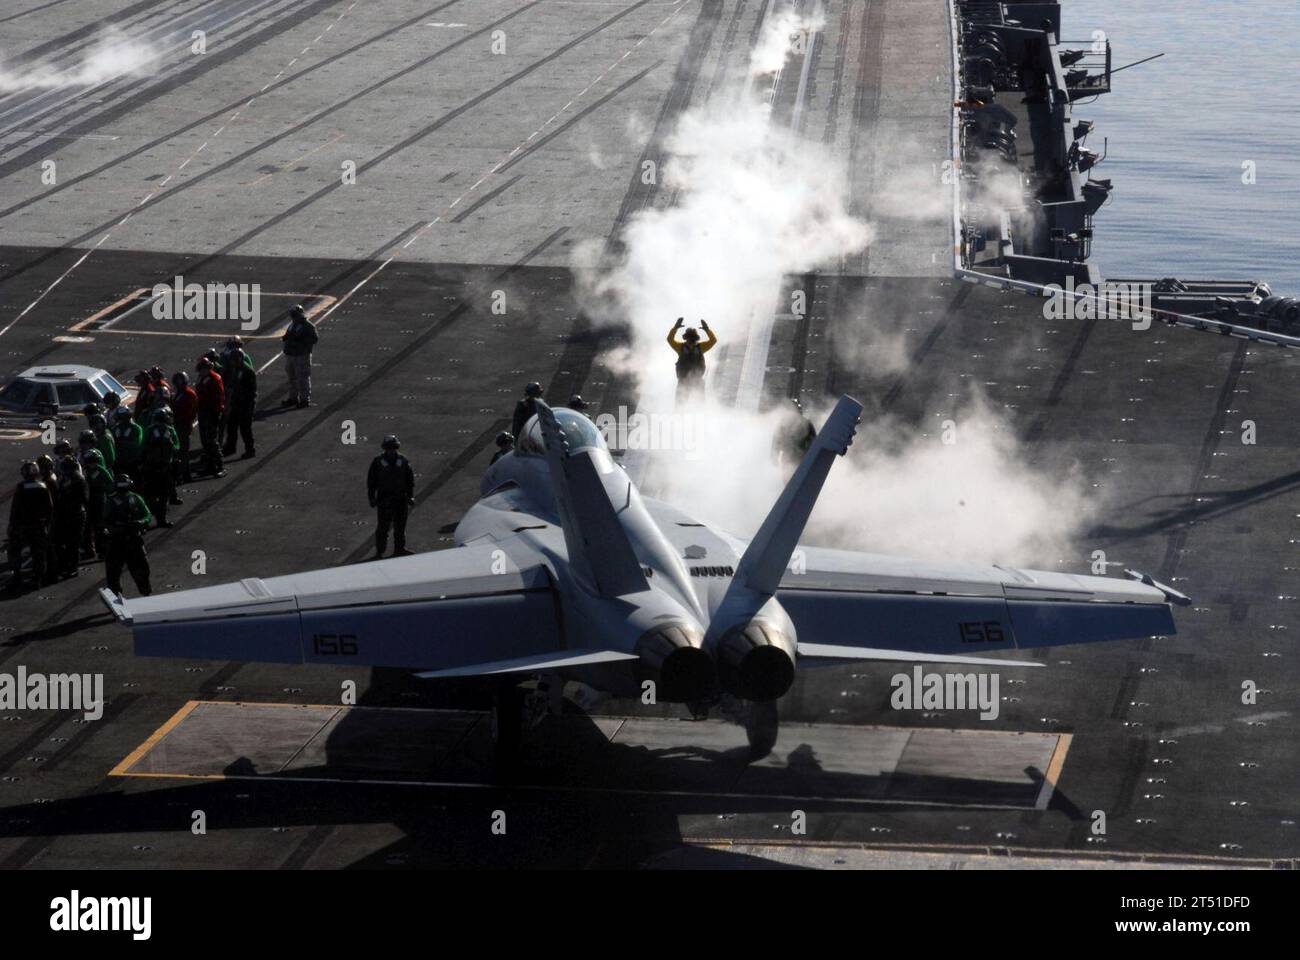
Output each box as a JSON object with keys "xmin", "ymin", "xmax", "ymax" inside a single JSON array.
[
  {"xmin": 157, "ymin": 405, "xmax": 183, "ymax": 505},
  {"xmin": 367, "ymin": 436, "xmax": 415, "ymax": 558},
  {"xmin": 195, "ymin": 358, "xmax": 226, "ymax": 477},
  {"xmin": 79, "ymin": 446, "xmax": 113, "ymax": 560},
  {"xmin": 140, "ymin": 409, "xmax": 177, "ymax": 528},
  {"xmin": 222, "ymin": 348, "xmax": 257, "ymax": 459},
  {"xmin": 490, "ymin": 431, "xmax": 514, "ymax": 464},
  {"xmin": 511, "ymin": 382, "xmax": 543, "ymax": 439},
  {"xmin": 771, "ymin": 397, "xmax": 817, "ymax": 470},
  {"xmin": 132, "ymin": 370, "xmax": 157, "ymax": 420},
  {"xmin": 171, "ymin": 371, "xmax": 198, "ymax": 485},
  {"xmin": 6, "ymin": 461, "xmax": 53, "ymax": 589},
  {"xmin": 35, "ymin": 453, "xmax": 57, "ymax": 489},
  {"xmin": 103, "ymin": 475, "xmax": 153, "ymax": 596},
  {"xmin": 52, "ymin": 444, "xmax": 88, "ymax": 578},
  {"xmin": 149, "ymin": 367, "xmax": 173, "ymax": 409},
  {"xmin": 667, "ymin": 318, "xmax": 718, "ymax": 403},
  {"xmin": 110, "ymin": 407, "xmax": 144, "ymax": 477},
  {"xmin": 88, "ymin": 412, "xmax": 116, "ymax": 474},
  {"xmin": 281, "ymin": 304, "xmax": 319, "ymax": 408},
  {"xmin": 220, "ymin": 337, "xmax": 254, "ymax": 380}
]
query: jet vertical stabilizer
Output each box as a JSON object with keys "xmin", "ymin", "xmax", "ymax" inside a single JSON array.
[
  {"xmin": 533, "ymin": 400, "xmax": 649, "ymax": 598},
  {"xmin": 704, "ymin": 395, "xmax": 863, "ymax": 699},
  {"xmin": 733, "ymin": 395, "xmax": 864, "ymax": 596}
]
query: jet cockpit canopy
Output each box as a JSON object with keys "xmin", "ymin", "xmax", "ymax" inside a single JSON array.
[{"xmin": 516, "ymin": 408, "xmax": 607, "ymax": 457}]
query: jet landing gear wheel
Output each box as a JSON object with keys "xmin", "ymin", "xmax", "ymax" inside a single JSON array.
[
  {"xmin": 490, "ymin": 681, "xmax": 524, "ymax": 776},
  {"xmin": 745, "ymin": 699, "xmax": 779, "ymax": 761}
]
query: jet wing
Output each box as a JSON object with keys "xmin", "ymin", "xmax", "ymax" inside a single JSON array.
[
  {"xmin": 102, "ymin": 543, "xmax": 565, "ymax": 671},
  {"xmin": 778, "ymin": 545, "xmax": 1183, "ymax": 663}
]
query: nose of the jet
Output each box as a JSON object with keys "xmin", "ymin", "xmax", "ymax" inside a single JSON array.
[{"xmin": 634, "ymin": 622, "xmax": 715, "ymax": 703}]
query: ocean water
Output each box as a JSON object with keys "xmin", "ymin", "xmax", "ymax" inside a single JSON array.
[{"xmin": 1065, "ymin": 0, "xmax": 1300, "ymax": 293}]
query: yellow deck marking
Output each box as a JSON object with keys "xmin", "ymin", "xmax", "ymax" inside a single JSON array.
[
  {"xmin": 110, "ymin": 699, "xmax": 201, "ymax": 776},
  {"xmin": 68, "ymin": 292, "xmax": 336, "ymax": 339},
  {"xmin": 70, "ymin": 288, "xmax": 147, "ymax": 332},
  {"xmin": 1034, "ymin": 732, "xmax": 1073, "ymax": 810}
]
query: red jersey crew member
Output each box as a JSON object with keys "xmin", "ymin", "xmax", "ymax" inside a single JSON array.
[{"xmin": 195, "ymin": 358, "xmax": 226, "ymax": 478}]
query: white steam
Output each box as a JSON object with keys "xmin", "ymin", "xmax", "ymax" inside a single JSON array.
[
  {"xmin": 577, "ymin": 11, "xmax": 1092, "ymax": 566},
  {"xmin": 748, "ymin": 8, "xmax": 826, "ymax": 77},
  {"xmin": 0, "ymin": 30, "xmax": 160, "ymax": 93},
  {"xmin": 576, "ymin": 9, "xmax": 868, "ymax": 412}
]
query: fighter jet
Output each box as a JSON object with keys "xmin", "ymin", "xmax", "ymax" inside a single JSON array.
[{"xmin": 100, "ymin": 397, "xmax": 1187, "ymax": 760}]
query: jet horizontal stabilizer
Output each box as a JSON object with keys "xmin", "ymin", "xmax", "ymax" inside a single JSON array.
[
  {"xmin": 416, "ymin": 648, "xmax": 639, "ymax": 678},
  {"xmin": 1124, "ymin": 569, "xmax": 1191, "ymax": 606},
  {"xmin": 99, "ymin": 587, "xmax": 131, "ymax": 625},
  {"xmin": 797, "ymin": 642, "xmax": 1044, "ymax": 668}
]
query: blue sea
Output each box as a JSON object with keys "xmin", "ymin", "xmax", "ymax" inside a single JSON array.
[{"xmin": 1070, "ymin": 0, "xmax": 1300, "ymax": 294}]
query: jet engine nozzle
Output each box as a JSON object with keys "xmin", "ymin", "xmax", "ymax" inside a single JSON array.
[
  {"xmin": 716, "ymin": 620, "xmax": 796, "ymax": 701},
  {"xmin": 634, "ymin": 622, "xmax": 715, "ymax": 703}
]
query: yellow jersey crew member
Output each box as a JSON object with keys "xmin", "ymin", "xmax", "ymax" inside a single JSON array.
[{"xmin": 667, "ymin": 318, "xmax": 717, "ymax": 404}]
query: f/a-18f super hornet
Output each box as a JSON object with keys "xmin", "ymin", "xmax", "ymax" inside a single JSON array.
[{"xmin": 101, "ymin": 397, "xmax": 1188, "ymax": 759}]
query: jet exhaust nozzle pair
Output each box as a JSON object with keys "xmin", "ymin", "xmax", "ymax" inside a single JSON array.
[{"xmin": 633, "ymin": 620, "xmax": 796, "ymax": 704}]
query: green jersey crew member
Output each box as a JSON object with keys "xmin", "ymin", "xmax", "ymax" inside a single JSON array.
[{"xmin": 103, "ymin": 475, "xmax": 153, "ymax": 596}]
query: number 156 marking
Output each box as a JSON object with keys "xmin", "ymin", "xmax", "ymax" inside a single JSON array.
[
  {"xmin": 958, "ymin": 621, "xmax": 1005, "ymax": 644},
  {"xmin": 313, "ymin": 633, "xmax": 358, "ymax": 655}
]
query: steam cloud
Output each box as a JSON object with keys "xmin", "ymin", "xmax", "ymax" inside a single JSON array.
[
  {"xmin": 576, "ymin": 10, "xmax": 1092, "ymax": 567},
  {"xmin": 0, "ymin": 30, "xmax": 160, "ymax": 93}
]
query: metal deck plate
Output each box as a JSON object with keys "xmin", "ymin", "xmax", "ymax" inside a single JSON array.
[{"xmin": 112, "ymin": 701, "xmax": 1071, "ymax": 810}]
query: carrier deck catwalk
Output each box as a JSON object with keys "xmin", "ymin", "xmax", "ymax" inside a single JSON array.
[{"xmin": 0, "ymin": 0, "xmax": 1296, "ymax": 869}]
